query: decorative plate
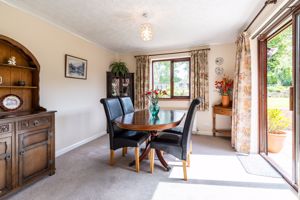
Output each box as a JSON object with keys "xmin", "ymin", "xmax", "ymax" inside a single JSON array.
[
  {"xmin": 215, "ymin": 57, "xmax": 224, "ymax": 65},
  {"xmin": 0, "ymin": 94, "xmax": 23, "ymax": 111},
  {"xmin": 215, "ymin": 66, "xmax": 224, "ymax": 76}
]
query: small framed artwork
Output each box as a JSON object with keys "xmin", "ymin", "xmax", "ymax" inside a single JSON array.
[
  {"xmin": 0, "ymin": 94, "xmax": 23, "ymax": 111},
  {"xmin": 65, "ymin": 54, "xmax": 87, "ymax": 79}
]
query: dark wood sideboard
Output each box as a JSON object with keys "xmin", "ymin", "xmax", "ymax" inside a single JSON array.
[{"xmin": 0, "ymin": 35, "xmax": 56, "ymax": 199}]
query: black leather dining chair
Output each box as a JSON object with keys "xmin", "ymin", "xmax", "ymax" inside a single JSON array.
[
  {"xmin": 100, "ymin": 98, "xmax": 150, "ymax": 172},
  {"xmin": 163, "ymin": 127, "xmax": 193, "ymax": 154},
  {"xmin": 149, "ymin": 98, "xmax": 201, "ymax": 180},
  {"xmin": 119, "ymin": 96, "xmax": 135, "ymax": 114}
]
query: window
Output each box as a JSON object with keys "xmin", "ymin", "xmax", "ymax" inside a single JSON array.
[{"xmin": 152, "ymin": 58, "xmax": 190, "ymax": 99}]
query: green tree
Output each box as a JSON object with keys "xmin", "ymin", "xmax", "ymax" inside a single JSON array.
[{"xmin": 267, "ymin": 25, "xmax": 292, "ymax": 86}]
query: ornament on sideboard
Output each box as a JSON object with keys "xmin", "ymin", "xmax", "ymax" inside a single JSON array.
[
  {"xmin": 0, "ymin": 76, "xmax": 2, "ymax": 85},
  {"xmin": 16, "ymin": 80, "xmax": 25, "ymax": 86},
  {"xmin": 8, "ymin": 56, "xmax": 16, "ymax": 65}
]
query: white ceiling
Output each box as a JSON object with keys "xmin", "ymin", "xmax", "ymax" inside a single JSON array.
[{"xmin": 4, "ymin": 0, "xmax": 264, "ymax": 53}]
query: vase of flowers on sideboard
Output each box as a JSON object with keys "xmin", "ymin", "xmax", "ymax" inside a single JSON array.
[{"xmin": 215, "ymin": 77, "xmax": 233, "ymax": 107}]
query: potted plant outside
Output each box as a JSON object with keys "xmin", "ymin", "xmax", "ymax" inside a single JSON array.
[
  {"xmin": 215, "ymin": 77, "xmax": 233, "ymax": 107},
  {"xmin": 267, "ymin": 109, "xmax": 290, "ymax": 153},
  {"xmin": 109, "ymin": 61, "xmax": 129, "ymax": 77}
]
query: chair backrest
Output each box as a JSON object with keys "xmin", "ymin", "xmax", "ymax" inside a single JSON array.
[
  {"xmin": 181, "ymin": 98, "xmax": 201, "ymax": 157},
  {"xmin": 100, "ymin": 98, "xmax": 123, "ymax": 137},
  {"xmin": 119, "ymin": 97, "xmax": 135, "ymax": 114}
]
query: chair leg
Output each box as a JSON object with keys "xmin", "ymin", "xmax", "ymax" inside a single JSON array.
[
  {"xmin": 135, "ymin": 147, "xmax": 140, "ymax": 173},
  {"xmin": 150, "ymin": 149, "xmax": 155, "ymax": 173},
  {"xmin": 182, "ymin": 160, "xmax": 187, "ymax": 181},
  {"xmin": 122, "ymin": 147, "xmax": 127, "ymax": 157},
  {"xmin": 110, "ymin": 150, "xmax": 114, "ymax": 166},
  {"xmin": 190, "ymin": 141, "xmax": 192, "ymax": 154},
  {"xmin": 187, "ymin": 152, "xmax": 191, "ymax": 167}
]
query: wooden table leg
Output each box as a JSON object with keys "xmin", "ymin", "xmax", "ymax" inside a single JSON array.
[
  {"xmin": 155, "ymin": 149, "xmax": 171, "ymax": 171},
  {"xmin": 129, "ymin": 131, "xmax": 171, "ymax": 171},
  {"xmin": 129, "ymin": 141, "xmax": 151, "ymax": 167}
]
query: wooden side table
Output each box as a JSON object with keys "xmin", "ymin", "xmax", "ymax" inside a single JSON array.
[{"xmin": 212, "ymin": 105, "xmax": 232, "ymax": 137}]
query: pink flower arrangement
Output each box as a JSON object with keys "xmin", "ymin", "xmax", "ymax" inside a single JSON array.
[
  {"xmin": 145, "ymin": 89, "xmax": 167, "ymax": 104},
  {"xmin": 215, "ymin": 77, "xmax": 233, "ymax": 96}
]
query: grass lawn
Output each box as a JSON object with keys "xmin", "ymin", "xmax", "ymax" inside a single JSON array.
[{"xmin": 268, "ymin": 97, "xmax": 289, "ymax": 109}]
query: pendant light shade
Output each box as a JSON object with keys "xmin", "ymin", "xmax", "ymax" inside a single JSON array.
[{"xmin": 140, "ymin": 23, "xmax": 153, "ymax": 41}]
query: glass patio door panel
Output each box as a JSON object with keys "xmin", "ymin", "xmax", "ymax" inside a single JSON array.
[
  {"xmin": 259, "ymin": 5, "xmax": 300, "ymax": 190},
  {"xmin": 294, "ymin": 10, "xmax": 300, "ymax": 187},
  {"xmin": 266, "ymin": 24, "xmax": 294, "ymax": 180}
]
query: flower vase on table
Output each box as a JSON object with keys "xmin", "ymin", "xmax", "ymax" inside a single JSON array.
[
  {"xmin": 145, "ymin": 89, "xmax": 167, "ymax": 117},
  {"xmin": 221, "ymin": 95, "xmax": 230, "ymax": 107},
  {"xmin": 215, "ymin": 76, "xmax": 233, "ymax": 107},
  {"xmin": 149, "ymin": 100, "xmax": 160, "ymax": 117}
]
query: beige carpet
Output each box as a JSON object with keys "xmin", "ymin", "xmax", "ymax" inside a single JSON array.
[{"xmin": 8, "ymin": 135, "xmax": 297, "ymax": 200}]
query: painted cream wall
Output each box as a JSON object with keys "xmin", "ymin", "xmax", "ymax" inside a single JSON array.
[
  {"xmin": 0, "ymin": 2, "xmax": 117, "ymax": 154},
  {"xmin": 119, "ymin": 43, "xmax": 236, "ymax": 135}
]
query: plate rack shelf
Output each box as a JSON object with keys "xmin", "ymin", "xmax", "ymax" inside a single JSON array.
[{"xmin": 0, "ymin": 35, "xmax": 44, "ymax": 114}]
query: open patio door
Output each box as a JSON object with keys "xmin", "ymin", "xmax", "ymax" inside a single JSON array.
[
  {"xmin": 293, "ymin": 7, "xmax": 300, "ymax": 189},
  {"xmin": 258, "ymin": 6, "xmax": 300, "ymax": 190}
]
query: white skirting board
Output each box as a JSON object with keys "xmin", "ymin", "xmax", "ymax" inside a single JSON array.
[
  {"xmin": 194, "ymin": 130, "xmax": 213, "ymax": 136},
  {"xmin": 55, "ymin": 131, "xmax": 107, "ymax": 157}
]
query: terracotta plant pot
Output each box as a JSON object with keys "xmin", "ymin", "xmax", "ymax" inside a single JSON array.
[
  {"xmin": 267, "ymin": 131, "xmax": 287, "ymax": 153},
  {"xmin": 221, "ymin": 95, "xmax": 230, "ymax": 107}
]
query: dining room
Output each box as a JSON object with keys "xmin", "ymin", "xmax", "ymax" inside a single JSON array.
[{"xmin": 0, "ymin": 0, "xmax": 299, "ymax": 200}]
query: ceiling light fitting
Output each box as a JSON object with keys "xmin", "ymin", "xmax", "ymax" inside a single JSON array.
[{"xmin": 140, "ymin": 13, "xmax": 153, "ymax": 41}]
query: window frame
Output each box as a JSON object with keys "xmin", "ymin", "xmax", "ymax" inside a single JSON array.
[{"xmin": 151, "ymin": 57, "xmax": 191, "ymax": 100}]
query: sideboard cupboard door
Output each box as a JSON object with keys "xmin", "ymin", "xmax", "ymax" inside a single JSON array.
[
  {"xmin": 0, "ymin": 137, "xmax": 12, "ymax": 196},
  {"xmin": 18, "ymin": 129, "xmax": 52, "ymax": 185}
]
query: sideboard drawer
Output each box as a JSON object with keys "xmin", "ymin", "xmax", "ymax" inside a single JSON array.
[
  {"xmin": 19, "ymin": 117, "xmax": 50, "ymax": 131},
  {"xmin": 0, "ymin": 123, "xmax": 13, "ymax": 134}
]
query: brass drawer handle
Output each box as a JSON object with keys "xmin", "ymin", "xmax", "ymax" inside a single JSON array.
[
  {"xmin": 19, "ymin": 149, "xmax": 25, "ymax": 156},
  {"xmin": 23, "ymin": 122, "xmax": 29, "ymax": 127},
  {"xmin": 0, "ymin": 124, "xmax": 9, "ymax": 133},
  {"xmin": 33, "ymin": 120, "xmax": 40, "ymax": 126}
]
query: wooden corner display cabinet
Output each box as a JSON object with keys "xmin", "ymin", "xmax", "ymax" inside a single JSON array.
[{"xmin": 0, "ymin": 35, "xmax": 56, "ymax": 198}]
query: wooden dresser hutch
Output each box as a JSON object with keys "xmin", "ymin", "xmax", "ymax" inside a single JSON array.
[{"xmin": 0, "ymin": 35, "xmax": 55, "ymax": 198}]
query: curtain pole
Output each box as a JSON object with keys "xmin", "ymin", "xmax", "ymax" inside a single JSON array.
[{"xmin": 134, "ymin": 48, "xmax": 210, "ymax": 58}]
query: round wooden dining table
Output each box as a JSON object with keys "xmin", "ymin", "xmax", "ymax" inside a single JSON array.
[{"xmin": 114, "ymin": 109, "xmax": 185, "ymax": 171}]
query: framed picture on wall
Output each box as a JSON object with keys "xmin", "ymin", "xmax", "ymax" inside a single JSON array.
[{"xmin": 65, "ymin": 54, "xmax": 87, "ymax": 79}]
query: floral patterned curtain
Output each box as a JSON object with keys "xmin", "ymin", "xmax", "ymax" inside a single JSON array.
[
  {"xmin": 135, "ymin": 56, "xmax": 150, "ymax": 109},
  {"xmin": 191, "ymin": 50, "xmax": 209, "ymax": 110},
  {"xmin": 232, "ymin": 32, "xmax": 252, "ymax": 154}
]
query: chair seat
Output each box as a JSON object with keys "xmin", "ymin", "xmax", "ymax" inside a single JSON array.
[
  {"xmin": 150, "ymin": 132, "xmax": 183, "ymax": 159},
  {"xmin": 151, "ymin": 132, "xmax": 182, "ymax": 146},
  {"xmin": 164, "ymin": 127, "xmax": 183, "ymax": 135},
  {"xmin": 114, "ymin": 130, "xmax": 150, "ymax": 148}
]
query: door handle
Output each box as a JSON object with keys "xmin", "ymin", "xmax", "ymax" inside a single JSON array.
[
  {"xmin": 289, "ymin": 86, "xmax": 293, "ymax": 111},
  {"xmin": 5, "ymin": 153, "xmax": 11, "ymax": 160}
]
